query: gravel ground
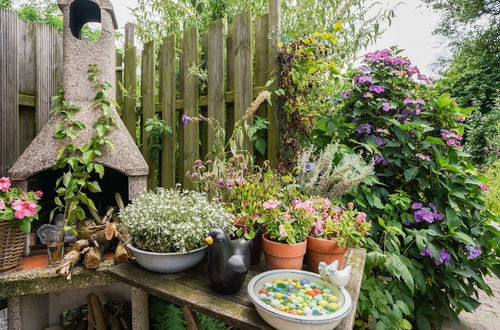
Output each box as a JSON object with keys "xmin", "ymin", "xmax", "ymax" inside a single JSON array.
[{"xmin": 0, "ymin": 308, "xmax": 7, "ymax": 330}]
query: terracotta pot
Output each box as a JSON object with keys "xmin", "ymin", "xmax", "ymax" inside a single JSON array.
[
  {"xmin": 306, "ymin": 236, "xmax": 348, "ymax": 274},
  {"xmin": 262, "ymin": 235, "xmax": 307, "ymax": 270}
]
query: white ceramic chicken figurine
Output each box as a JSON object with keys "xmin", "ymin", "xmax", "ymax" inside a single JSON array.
[{"xmin": 317, "ymin": 260, "xmax": 351, "ymax": 288}]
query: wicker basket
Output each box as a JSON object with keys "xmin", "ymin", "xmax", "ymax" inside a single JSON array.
[{"xmin": 0, "ymin": 221, "xmax": 25, "ymax": 271}]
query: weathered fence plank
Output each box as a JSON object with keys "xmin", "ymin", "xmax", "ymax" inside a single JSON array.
[
  {"xmin": 225, "ymin": 23, "xmax": 235, "ymax": 145},
  {"xmin": 267, "ymin": 0, "xmax": 281, "ymax": 168},
  {"xmin": 200, "ymin": 31, "xmax": 209, "ymax": 159},
  {"xmin": 17, "ymin": 19, "xmax": 36, "ymax": 97},
  {"xmin": 255, "ymin": 14, "xmax": 269, "ymax": 163},
  {"xmin": 0, "ymin": 9, "xmax": 19, "ymax": 177},
  {"xmin": 123, "ymin": 23, "xmax": 137, "ymax": 140},
  {"xmin": 181, "ymin": 27, "xmax": 199, "ymax": 190},
  {"xmin": 234, "ymin": 11, "xmax": 253, "ymax": 155},
  {"xmin": 207, "ymin": 19, "xmax": 225, "ymax": 157},
  {"xmin": 160, "ymin": 34, "xmax": 176, "ymax": 189},
  {"xmin": 35, "ymin": 22, "xmax": 61, "ymax": 132},
  {"xmin": 115, "ymin": 51, "xmax": 123, "ymax": 113},
  {"xmin": 141, "ymin": 41, "xmax": 155, "ymax": 188}
]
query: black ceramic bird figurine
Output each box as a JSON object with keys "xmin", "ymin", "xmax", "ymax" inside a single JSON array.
[{"xmin": 205, "ymin": 228, "xmax": 252, "ymax": 294}]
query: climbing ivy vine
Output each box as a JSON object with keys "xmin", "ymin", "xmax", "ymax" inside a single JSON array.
[{"xmin": 51, "ymin": 65, "xmax": 118, "ymax": 230}]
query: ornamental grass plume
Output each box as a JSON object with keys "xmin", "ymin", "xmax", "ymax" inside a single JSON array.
[{"xmin": 296, "ymin": 143, "xmax": 374, "ymax": 199}]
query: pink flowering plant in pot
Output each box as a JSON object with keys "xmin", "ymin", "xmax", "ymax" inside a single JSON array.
[
  {"xmin": 311, "ymin": 48, "xmax": 499, "ymax": 328},
  {"xmin": 0, "ymin": 177, "xmax": 42, "ymax": 234},
  {"xmin": 306, "ymin": 200, "xmax": 371, "ymax": 272}
]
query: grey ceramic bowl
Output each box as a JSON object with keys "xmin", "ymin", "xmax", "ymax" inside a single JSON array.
[
  {"xmin": 127, "ymin": 243, "xmax": 207, "ymax": 274},
  {"xmin": 248, "ymin": 269, "xmax": 352, "ymax": 330}
]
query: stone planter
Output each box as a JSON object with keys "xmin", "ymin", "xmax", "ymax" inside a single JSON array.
[
  {"xmin": 306, "ymin": 236, "xmax": 347, "ymax": 274},
  {"xmin": 262, "ymin": 235, "xmax": 307, "ymax": 270},
  {"xmin": 127, "ymin": 243, "xmax": 207, "ymax": 274}
]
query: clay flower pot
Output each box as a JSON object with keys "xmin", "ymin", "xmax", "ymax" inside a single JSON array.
[
  {"xmin": 262, "ymin": 235, "xmax": 307, "ymax": 270},
  {"xmin": 306, "ymin": 236, "xmax": 348, "ymax": 274}
]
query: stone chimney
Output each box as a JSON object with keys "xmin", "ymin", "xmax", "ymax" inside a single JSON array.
[{"xmin": 9, "ymin": 0, "xmax": 148, "ymax": 203}]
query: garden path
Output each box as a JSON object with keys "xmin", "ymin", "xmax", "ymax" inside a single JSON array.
[{"xmin": 443, "ymin": 276, "xmax": 500, "ymax": 330}]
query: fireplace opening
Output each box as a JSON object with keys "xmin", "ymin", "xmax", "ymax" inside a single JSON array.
[
  {"xmin": 27, "ymin": 166, "xmax": 129, "ymax": 232},
  {"xmin": 70, "ymin": 0, "xmax": 102, "ymax": 40}
]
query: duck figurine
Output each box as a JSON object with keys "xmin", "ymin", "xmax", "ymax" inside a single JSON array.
[
  {"xmin": 205, "ymin": 229, "xmax": 252, "ymax": 294},
  {"xmin": 318, "ymin": 260, "xmax": 352, "ymax": 288}
]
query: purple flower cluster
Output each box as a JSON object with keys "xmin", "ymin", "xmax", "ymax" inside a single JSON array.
[
  {"xmin": 465, "ymin": 245, "xmax": 482, "ymax": 259},
  {"xmin": 355, "ymin": 123, "xmax": 373, "ymax": 134},
  {"xmin": 441, "ymin": 129, "xmax": 463, "ymax": 147},
  {"xmin": 182, "ymin": 115, "xmax": 191, "ymax": 125},
  {"xmin": 373, "ymin": 136, "xmax": 386, "ymax": 146},
  {"xmin": 368, "ymin": 85, "xmax": 385, "ymax": 94},
  {"xmin": 415, "ymin": 153, "xmax": 431, "ymax": 161},
  {"xmin": 341, "ymin": 90, "xmax": 351, "ymax": 99},
  {"xmin": 355, "ymin": 75, "xmax": 373, "ymax": 84},
  {"xmin": 412, "ymin": 202, "xmax": 443, "ymax": 223},
  {"xmin": 404, "ymin": 98, "xmax": 425, "ymax": 105},
  {"xmin": 420, "ymin": 248, "xmax": 451, "ymax": 266},
  {"xmin": 374, "ymin": 154, "xmax": 390, "ymax": 165},
  {"xmin": 382, "ymin": 102, "xmax": 395, "ymax": 112}
]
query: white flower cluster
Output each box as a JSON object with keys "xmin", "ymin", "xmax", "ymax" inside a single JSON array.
[{"xmin": 119, "ymin": 188, "xmax": 234, "ymax": 253}]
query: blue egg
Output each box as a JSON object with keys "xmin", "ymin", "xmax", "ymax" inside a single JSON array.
[
  {"xmin": 286, "ymin": 284, "xmax": 295, "ymax": 290},
  {"xmin": 300, "ymin": 279, "xmax": 309, "ymax": 285},
  {"xmin": 275, "ymin": 288, "xmax": 282, "ymax": 292}
]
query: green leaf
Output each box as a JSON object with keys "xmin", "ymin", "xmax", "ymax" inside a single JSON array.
[
  {"xmin": 445, "ymin": 207, "xmax": 460, "ymax": 231},
  {"xmin": 424, "ymin": 136, "xmax": 445, "ymax": 145},
  {"xmin": 82, "ymin": 151, "xmax": 94, "ymax": 165},
  {"xmin": 19, "ymin": 219, "xmax": 31, "ymax": 235},
  {"xmin": 255, "ymin": 138, "xmax": 267, "ymax": 156},
  {"xmin": 94, "ymin": 163, "xmax": 105, "ymax": 179},
  {"xmin": 404, "ymin": 167, "xmax": 418, "ymax": 181},
  {"xmin": 400, "ymin": 319, "xmax": 412, "ymax": 329},
  {"xmin": 87, "ymin": 181, "xmax": 102, "ymax": 193},
  {"xmin": 454, "ymin": 232, "xmax": 475, "ymax": 246},
  {"xmin": 63, "ymin": 171, "xmax": 72, "ymax": 187}
]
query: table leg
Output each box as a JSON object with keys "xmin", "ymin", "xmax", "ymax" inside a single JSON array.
[
  {"xmin": 131, "ymin": 287, "xmax": 149, "ymax": 330},
  {"xmin": 181, "ymin": 305, "xmax": 201, "ymax": 330}
]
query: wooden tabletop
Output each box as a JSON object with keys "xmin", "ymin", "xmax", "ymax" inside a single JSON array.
[{"xmin": 107, "ymin": 248, "xmax": 366, "ymax": 330}]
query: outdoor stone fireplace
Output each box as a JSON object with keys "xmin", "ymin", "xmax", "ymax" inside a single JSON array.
[{"xmin": 8, "ymin": 0, "xmax": 148, "ymax": 226}]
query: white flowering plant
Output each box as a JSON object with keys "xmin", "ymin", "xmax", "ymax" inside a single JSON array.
[{"xmin": 119, "ymin": 188, "xmax": 234, "ymax": 253}]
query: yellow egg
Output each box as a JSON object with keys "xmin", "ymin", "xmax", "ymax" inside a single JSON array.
[
  {"xmin": 296, "ymin": 297, "xmax": 304, "ymax": 303},
  {"xmin": 328, "ymin": 295, "xmax": 338, "ymax": 302},
  {"xmin": 322, "ymin": 293, "xmax": 328, "ymax": 297},
  {"xmin": 305, "ymin": 288, "xmax": 312, "ymax": 292},
  {"xmin": 318, "ymin": 300, "xmax": 328, "ymax": 307},
  {"xmin": 285, "ymin": 306, "xmax": 290, "ymax": 310},
  {"xmin": 283, "ymin": 281, "xmax": 289, "ymax": 285},
  {"xmin": 299, "ymin": 289, "xmax": 306, "ymax": 293},
  {"xmin": 328, "ymin": 303, "xmax": 338, "ymax": 310},
  {"xmin": 274, "ymin": 279, "xmax": 281, "ymax": 284},
  {"xmin": 280, "ymin": 299, "xmax": 284, "ymax": 303}
]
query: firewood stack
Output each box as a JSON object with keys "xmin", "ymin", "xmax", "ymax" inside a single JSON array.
[{"xmin": 57, "ymin": 194, "xmax": 130, "ymax": 280}]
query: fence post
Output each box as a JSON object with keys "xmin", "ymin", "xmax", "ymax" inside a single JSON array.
[
  {"xmin": 207, "ymin": 19, "xmax": 225, "ymax": 156},
  {"xmin": 225, "ymin": 23, "xmax": 235, "ymax": 146},
  {"xmin": 160, "ymin": 34, "xmax": 176, "ymax": 189},
  {"xmin": 267, "ymin": 0, "xmax": 281, "ymax": 168},
  {"xmin": 115, "ymin": 50, "xmax": 123, "ymax": 114},
  {"xmin": 0, "ymin": 9, "xmax": 19, "ymax": 177},
  {"xmin": 254, "ymin": 13, "xmax": 269, "ymax": 164},
  {"xmin": 181, "ymin": 26, "xmax": 199, "ymax": 190},
  {"xmin": 123, "ymin": 23, "xmax": 137, "ymax": 140},
  {"xmin": 141, "ymin": 41, "xmax": 155, "ymax": 189},
  {"xmin": 234, "ymin": 11, "xmax": 253, "ymax": 156}
]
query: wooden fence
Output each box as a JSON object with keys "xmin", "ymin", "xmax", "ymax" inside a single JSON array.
[
  {"xmin": 117, "ymin": 0, "xmax": 282, "ymax": 189},
  {"xmin": 0, "ymin": 8, "xmax": 63, "ymax": 177},
  {"xmin": 0, "ymin": 0, "xmax": 282, "ymax": 190}
]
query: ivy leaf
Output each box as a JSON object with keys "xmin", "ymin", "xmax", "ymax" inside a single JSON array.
[
  {"xmin": 94, "ymin": 163, "xmax": 105, "ymax": 179},
  {"xmin": 445, "ymin": 207, "xmax": 460, "ymax": 231}
]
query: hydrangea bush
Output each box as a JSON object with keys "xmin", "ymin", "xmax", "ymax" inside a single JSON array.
[
  {"xmin": 119, "ymin": 188, "xmax": 234, "ymax": 253},
  {"xmin": 320, "ymin": 48, "xmax": 499, "ymax": 329}
]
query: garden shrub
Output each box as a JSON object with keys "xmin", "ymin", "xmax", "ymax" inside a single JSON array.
[{"xmin": 315, "ymin": 48, "xmax": 499, "ymax": 329}]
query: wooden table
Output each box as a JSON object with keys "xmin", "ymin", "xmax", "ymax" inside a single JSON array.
[{"xmin": 107, "ymin": 248, "xmax": 366, "ymax": 330}]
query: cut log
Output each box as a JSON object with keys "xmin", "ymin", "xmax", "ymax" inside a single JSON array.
[
  {"xmin": 57, "ymin": 250, "xmax": 81, "ymax": 280},
  {"xmin": 104, "ymin": 223, "xmax": 116, "ymax": 241},
  {"xmin": 77, "ymin": 221, "xmax": 110, "ymax": 243},
  {"xmin": 74, "ymin": 239, "xmax": 90, "ymax": 251},
  {"xmin": 114, "ymin": 243, "xmax": 129, "ymax": 264},
  {"xmin": 87, "ymin": 293, "xmax": 106, "ymax": 330},
  {"xmin": 83, "ymin": 246, "xmax": 102, "ymax": 269}
]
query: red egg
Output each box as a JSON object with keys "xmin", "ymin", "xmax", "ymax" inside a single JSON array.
[
  {"xmin": 259, "ymin": 289, "xmax": 268, "ymax": 295},
  {"xmin": 307, "ymin": 291, "xmax": 317, "ymax": 297}
]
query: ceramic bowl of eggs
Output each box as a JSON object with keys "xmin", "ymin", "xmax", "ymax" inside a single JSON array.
[{"xmin": 247, "ymin": 269, "xmax": 352, "ymax": 330}]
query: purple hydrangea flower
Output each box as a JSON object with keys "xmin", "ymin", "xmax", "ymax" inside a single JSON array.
[
  {"xmin": 305, "ymin": 163, "xmax": 315, "ymax": 172},
  {"xmin": 412, "ymin": 203, "xmax": 423, "ymax": 210},
  {"xmin": 355, "ymin": 123, "xmax": 373, "ymax": 134},
  {"xmin": 360, "ymin": 65, "xmax": 371, "ymax": 72},
  {"xmin": 404, "ymin": 98, "xmax": 414, "ymax": 105},
  {"xmin": 416, "ymin": 98, "xmax": 425, "ymax": 105},
  {"xmin": 382, "ymin": 102, "xmax": 392, "ymax": 112},
  {"xmin": 374, "ymin": 136, "xmax": 386, "ymax": 146},
  {"xmin": 369, "ymin": 85, "xmax": 385, "ymax": 94},
  {"xmin": 358, "ymin": 75, "xmax": 373, "ymax": 84},
  {"xmin": 436, "ymin": 250, "xmax": 451, "ymax": 265},
  {"xmin": 341, "ymin": 90, "xmax": 351, "ymax": 99},
  {"xmin": 374, "ymin": 154, "xmax": 389, "ymax": 165},
  {"xmin": 182, "ymin": 115, "xmax": 191, "ymax": 125},
  {"xmin": 466, "ymin": 245, "xmax": 482, "ymax": 259},
  {"xmin": 429, "ymin": 203, "xmax": 443, "ymax": 221},
  {"xmin": 412, "ymin": 202, "xmax": 443, "ymax": 223},
  {"xmin": 420, "ymin": 247, "xmax": 433, "ymax": 257}
]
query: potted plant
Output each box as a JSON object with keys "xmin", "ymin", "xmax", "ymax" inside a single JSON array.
[
  {"xmin": 0, "ymin": 177, "xmax": 42, "ymax": 271},
  {"xmin": 119, "ymin": 188, "xmax": 233, "ymax": 273},
  {"xmin": 306, "ymin": 201, "xmax": 371, "ymax": 272},
  {"xmin": 261, "ymin": 197, "xmax": 315, "ymax": 269}
]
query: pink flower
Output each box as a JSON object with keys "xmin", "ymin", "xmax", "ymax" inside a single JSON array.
[
  {"xmin": 190, "ymin": 172, "xmax": 199, "ymax": 179},
  {"xmin": 458, "ymin": 117, "xmax": 466, "ymax": 122},
  {"xmin": 347, "ymin": 202, "xmax": 354, "ymax": 209},
  {"xmin": 356, "ymin": 212, "xmax": 367, "ymax": 225},
  {"xmin": 447, "ymin": 139, "xmax": 456, "ymax": 146},
  {"xmin": 480, "ymin": 185, "xmax": 488, "ymax": 191},
  {"xmin": 0, "ymin": 177, "xmax": 11, "ymax": 192},
  {"xmin": 35, "ymin": 191, "xmax": 43, "ymax": 197},
  {"xmin": 483, "ymin": 147, "xmax": 490, "ymax": 151},
  {"xmin": 11, "ymin": 199, "xmax": 37, "ymax": 219},
  {"xmin": 279, "ymin": 224, "xmax": 288, "ymax": 238},
  {"xmin": 313, "ymin": 218, "xmax": 324, "ymax": 235},
  {"xmin": 263, "ymin": 199, "xmax": 280, "ymax": 209},
  {"xmin": 0, "ymin": 200, "xmax": 5, "ymax": 209}
]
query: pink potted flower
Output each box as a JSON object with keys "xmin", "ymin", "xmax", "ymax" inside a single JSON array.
[{"xmin": 0, "ymin": 177, "xmax": 42, "ymax": 271}]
